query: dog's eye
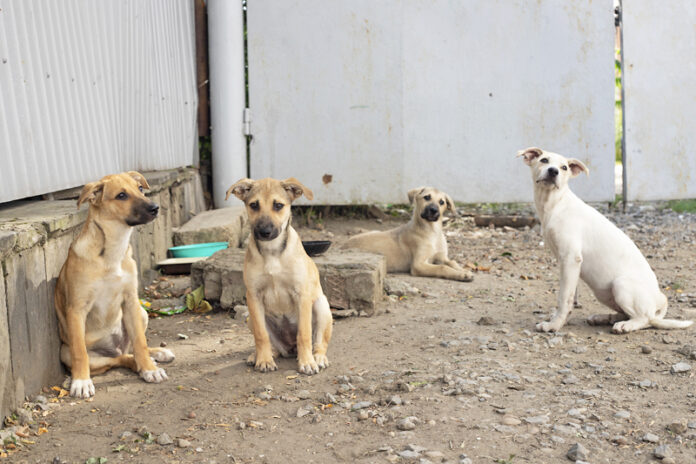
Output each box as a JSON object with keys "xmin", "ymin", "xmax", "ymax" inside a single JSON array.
[
  {"xmin": 423, "ymin": 194, "xmax": 431, "ymax": 201},
  {"xmin": 116, "ymin": 192, "xmax": 128, "ymax": 200},
  {"xmin": 139, "ymin": 186, "xmax": 144, "ymax": 192},
  {"xmin": 561, "ymin": 165, "xmax": 568, "ymax": 171},
  {"xmin": 439, "ymin": 199, "xmax": 445, "ymax": 205},
  {"xmin": 273, "ymin": 201, "xmax": 284, "ymax": 211},
  {"xmin": 540, "ymin": 158, "xmax": 549, "ymax": 164},
  {"xmin": 249, "ymin": 201, "xmax": 260, "ymax": 211}
]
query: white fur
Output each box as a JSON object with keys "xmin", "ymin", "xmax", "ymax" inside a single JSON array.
[
  {"xmin": 151, "ymin": 349, "xmax": 175, "ymax": 363},
  {"xmin": 141, "ymin": 368, "xmax": 168, "ymax": 383},
  {"xmin": 70, "ymin": 378, "xmax": 95, "ymax": 398},
  {"xmin": 520, "ymin": 147, "xmax": 693, "ymax": 334}
]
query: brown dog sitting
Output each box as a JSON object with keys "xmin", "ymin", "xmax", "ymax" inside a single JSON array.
[
  {"xmin": 54, "ymin": 172, "xmax": 174, "ymax": 398},
  {"xmin": 226, "ymin": 177, "xmax": 332, "ymax": 375}
]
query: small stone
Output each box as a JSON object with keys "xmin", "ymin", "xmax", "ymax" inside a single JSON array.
[
  {"xmin": 425, "ymin": 451, "xmax": 444, "ymax": 458},
  {"xmin": 296, "ymin": 389, "xmax": 311, "ymax": 400},
  {"xmin": 567, "ymin": 443, "xmax": 589, "ymax": 461},
  {"xmin": 323, "ymin": 392, "xmax": 337, "ymax": 404},
  {"xmin": 614, "ymin": 410, "xmax": 630, "ymax": 420},
  {"xmin": 34, "ymin": 395, "xmax": 47, "ymax": 404},
  {"xmin": 653, "ymin": 444, "xmax": 672, "ymax": 459},
  {"xmin": 398, "ymin": 450, "xmax": 420, "ymax": 460},
  {"xmin": 157, "ymin": 433, "xmax": 173, "ymax": 445},
  {"xmin": 562, "ymin": 375, "xmax": 579, "ymax": 385},
  {"xmin": 296, "ymin": 406, "xmax": 312, "ymax": 418},
  {"xmin": 177, "ymin": 438, "xmax": 192, "ymax": 448},
  {"xmin": 14, "ymin": 408, "xmax": 33, "ymax": 425},
  {"xmin": 662, "ymin": 458, "xmax": 676, "ymax": 464},
  {"xmin": 477, "ymin": 316, "xmax": 495, "ymax": 326},
  {"xmin": 357, "ymin": 410, "xmax": 369, "ymax": 421},
  {"xmin": 160, "ymin": 341, "xmax": 167, "ymax": 347},
  {"xmin": 612, "ymin": 435, "xmax": 628, "ymax": 445},
  {"xmin": 670, "ymin": 362, "xmax": 691, "ymax": 374},
  {"xmin": 501, "ymin": 415, "xmax": 521, "ymax": 426},
  {"xmin": 524, "ymin": 415, "xmax": 549, "ymax": 424},
  {"xmin": 119, "ymin": 431, "xmax": 133, "ymax": 440},
  {"xmin": 641, "ymin": 345, "xmax": 652, "ymax": 354},
  {"xmin": 187, "ymin": 411, "xmax": 196, "ymax": 419},
  {"xmin": 352, "ymin": 401, "xmax": 372, "ymax": 411},
  {"xmin": 177, "ymin": 333, "xmax": 189, "ymax": 340},
  {"xmin": 387, "ymin": 395, "xmax": 402, "ymax": 406},
  {"xmin": 397, "ymin": 417, "xmax": 418, "ymax": 431},
  {"xmin": 642, "ymin": 433, "xmax": 659, "ymax": 443},
  {"xmin": 666, "ymin": 420, "xmax": 687, "ymax": 435}
]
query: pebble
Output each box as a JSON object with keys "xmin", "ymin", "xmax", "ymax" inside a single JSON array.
[
  {"xmin": 641, "ymin": 345, "xmax": 653, "ymax": 354},
  {"xmin": 187, "ymin": 411, "xmax": 197, "ymax": 419},
  {"xmin": 157, "ymin": 433, "xmax": 173, "ymax": 445},
  {"xmin": 177, "ymin": 333, "xmax": 189, "ymax": 340},
  {"xmin": 119, "ymin": 431, "xmax": 133, "ymax": 440},
  {"xmin": 670, "ymin": 362, "xmax": 691, "ymax": 374},
  {"xmin": 642, "ymin": 433, "xmax": 659, "ymax": 443},
  {"xmin": 160, "ymin": 341, "xmax": 167, "ymax": 347},
  {"xmin": 614, "ymin": 410, "xmax": 630, "ymax": 420},
  {"xmin": 501, "ymin": 415, "xmax": 521, "ymax": 426},
  {"xmin": 387, "ymin": 395, "xmax": 403, "ymax": 406},
  {"xmin": 397, "ymin": 417, "xmax": 418, "ymax": 431},
  {"xmin": 653, "ymin": 444, "xmax": 672, "ymax": 459},
  {"xmin": 612, "ymin": 435, "xmax": 628, "ymax": 445},
  {"xmin": 524, "ymin": 415, "xmax": 549, "ymax": 424},
  {"xmin": 567, "ymin": 443, "xmax": 589, "ymax": 461},
  {"xmin": 296, "ymin": 389, "xmax": 311, "ymax": 400},
  {"xmin": 562, "ymin": 375, "xmax": 579, "ymax": 385},
  {"xmin": 35, "ymin": 395, "xmax": 47, "ymax": 404},
  {"xmin": 177, "ymin": 438, "xmax": 191, "ymax": 448},
  {"xmin": 296, "ymin": 405, "xmax": 313, "ymax": 418},
  {"xmin": 666, "ymin": 420, "xmax": 687, "ymax": 434},
  {"xmin": 477, "ymin": 316, "xmax": 495, "ymax": 326},
  {"xmin": 351, "ymin": 401, "xmax": 372, "ymax": 411},
  {"xmin": 398, "ymin": 450, "xmax": 420, "ymax": 460}
]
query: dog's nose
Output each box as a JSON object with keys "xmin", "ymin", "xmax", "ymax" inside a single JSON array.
[
  {"xmin": 256, "ymin": 225, "xmax": 273, "ymax": 238},
  {"xmin": 148, "ymin": 203, "xmax": 159, "ymax": 215},
  {"xmin": 548, "ymin": 167, "xmax": 559, "ymax": 178},
  {"xmin": 426, "ymin": 204, "xmax": 439, "ymax": 214}
]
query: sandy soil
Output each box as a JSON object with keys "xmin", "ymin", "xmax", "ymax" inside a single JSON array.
[{"xmin": 6, "ymin": 206, "xmax": 696, "ymax": 464}]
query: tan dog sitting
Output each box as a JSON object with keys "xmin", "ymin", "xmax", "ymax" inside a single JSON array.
[
  {"xmin": 54, "ymin": 172, "xmax": 174, "ymax": 398},
  {"xmin": 226, "ymin": 177, "xmax": 332, "ymax": 375},
  {"xmin": 345, "ymin": 187, "xmax": 473, "ymax": 282}
]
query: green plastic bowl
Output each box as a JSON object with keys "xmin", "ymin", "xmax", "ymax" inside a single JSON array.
[{"xmin": 169, "ymin": 242, "xmax": 229, "ymax": 258}]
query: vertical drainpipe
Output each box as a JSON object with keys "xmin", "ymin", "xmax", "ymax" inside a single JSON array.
[
  {"xmin": 208, "ymin": 0, "xmax": 246, "ymax": 208},
  {"xmin": 618, "ymin": 1, "xmax": 627, "ymax": 212}
]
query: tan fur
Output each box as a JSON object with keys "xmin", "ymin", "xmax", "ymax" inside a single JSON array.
[
  {"xmin": 344, "ymin": 187, "xmax": 473, "ymax": 282},
  {"xmin": 227, "ymin": 177, "xmax": 332, "ymax": 375},
  {"xmin": 54, "ymin": 172, "xmax": 173, "ymax": 398}
]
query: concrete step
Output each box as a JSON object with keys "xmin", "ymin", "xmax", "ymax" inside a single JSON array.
[
  {"xmin": 172, "ymin": 206, "xmax": 249, "ymax": 247},
  {"xmin": 191, "ymin": 247, "xmax": 386, "ymax": 316}
]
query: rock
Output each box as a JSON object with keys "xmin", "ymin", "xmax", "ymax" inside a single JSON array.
[
  {"xmin": 351, "ymin": 401, "xmax": 372, "ymax": 411},
  {"xmin": 233, "ymin": 305, "xmax": 249, "ymax": 320},
  {"xmin": 653, "ymin": 444, "xmax": 672, "ymax": 459},
  {"xmin": 524, "ymin": 415, "xmax": 549, "ymax": 424},
  {"xmin": 567, "ymin": 443, "xmax": 589, "ymax": 461},
  {"xmin": 296, "ymin": 405, "xmax": 313, "ymax": 418},
  {"xmin": 323, "ymin": 392, "xmax": 337, "ymax": 404},
  {"xmin": 562, "ymin": 375, "xmax": 579, "ymax": 385},
  {"xmin": 387, "ymin": 395, "xmax": 402, "ymax": 406},
  {"xmin": 172, "ymin": 206, "xmax": 248, "ymax": 247},
  {"xmin": 614, "ymin": 410, "xmax": 630, "ymax": 420},
  {"xmin": 177, "ymin": 333, "xmax": 189, "ymax": 340},
  {"xmin": 502, "ymin": 415, "xmax": 521, "ymax": 426},
  {"xmin": 670, "ymin": 362, "xmax": 691, "ymax": 374},
  {"xmin": 666, "ymin": 420, "xmax": 687, "ymax": 435},
  {"xmin": 296, "ymin": 389, "xmax": 311, "ymax": 400},
  {"xmin": 384, "ymin": 277, "xmax": 419, "ymax": 297},
  {"xmin": 641, "ymin": 345, "xmax": 653, "ymax": 354},
  {"xmin": 642, "ymin": 433, "xmax": 659, "ymax": 443},
  {"xmin": 157, "ymin": 433, "xmax": 174, "ymax": 445},
  {"xmin": 477, "ymin": 316, "xmax": 495, "ymax": 326},
  {"xmin": 397, "ymin": 417, "xmax": 418, "ymax": 431},
  {"xmin": 14, "ymin": 408, "xmax": 33, "ymax": 425},
  {"xmin": 398, "ymin": 449, "xmax": 420, "ymax": 460},
  {"xmin": 119, "ymin": 431, "xmax": 133, "ymax": 440},
  {"xmin": 177, "ymin": 438, "xmax": 192, "ymax": 448},
  {"xmin": 612, "ymin": 435, "xmax": 628, "ymax": 445},
  {"xmin": 34, "ymin": 395, "xmax": 47, "ymax": 404}
]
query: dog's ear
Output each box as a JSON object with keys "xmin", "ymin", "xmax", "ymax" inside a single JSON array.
[
  {"xmin": 517, "ymin": 147, "xmax": 543, "ymax": 165},
  {"xmin": 77, "ymin": 181, "xmax": 104, "ymax": 209},
  {"xmin": 407, "ymin": 187, "xmax": 425, "ymax": 204},
  {"xmin": 226, "ymin": 178, "xmax": 255, "ymax": 201},
  {"xmin": 126, "ymin": 171, "xmax": 150, "ymax": 190},
  {"xmin": 567, "ymin": 159, "xmax": 589, "ymax": 177},
  {"xmin": 281, "ymin": 177, "xmax": 313, "ymax": 201},
  {"xmin": 444, "ymin": 193, "xmax": 455, "ymax": 212}
]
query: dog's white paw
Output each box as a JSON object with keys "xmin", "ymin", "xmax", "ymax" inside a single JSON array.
[
  {"xmin": 314, "ymin": 354, "xmax": 330, "ymax": 370},
  {"xmin": 536, "ymin": 321, "xmax": 560, "ymax": 333},
  {"xmin": 70, "ymin": 378, "xmax": 95, "ymax": 398},
  {"xmin": 298, "ymin": 358, "xmax": 320, "ymax": 375},
  {"xmin": 151, "ymin": 348, "xmax": 175, "ymax": 363},
  {"xmin": 141, "ymin": 368, "xmax": 168, "ymax": 383}
]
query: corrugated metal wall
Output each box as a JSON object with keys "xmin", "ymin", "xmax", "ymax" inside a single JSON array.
[{"xmin": 0, "ymin": 0, "xmax": 198, "ymax": 203}]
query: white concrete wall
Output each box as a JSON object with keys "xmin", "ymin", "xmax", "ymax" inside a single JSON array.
[
  {"xmin": 0, "ymin": 0, "xmax": 198, "ymax": 203},
  {"xmin": 623, "ymin": 2, "xmax": 696, "ymax": 200},
  {"xmin": 248, "ymin": 0, "xmax": 615, "ymax": 204}
]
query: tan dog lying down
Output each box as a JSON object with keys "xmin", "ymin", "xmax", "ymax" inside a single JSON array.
[
  {"xmin": 345, "ymin": 187, "xmax": 473, "ymax": 282},
  {"xmin": 54, "ymin": 172, "xmax": 174, "ymax": 398},
  {"xmin": 227, "ymin": 177, "xmax": 332, "ymax": 375},
  {"xmin": 519, "ymin": 147, "xmax": 693, "ymax": 333}
]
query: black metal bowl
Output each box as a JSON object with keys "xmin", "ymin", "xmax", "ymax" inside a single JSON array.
[{"xmin": 302, "ymin": 240, "xmax": 331, "ymax": 257}]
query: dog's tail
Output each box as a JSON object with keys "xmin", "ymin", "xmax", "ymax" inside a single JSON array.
[{"xmin": 649, "ymin": 318, "xmax": 694, "ymax": 330}]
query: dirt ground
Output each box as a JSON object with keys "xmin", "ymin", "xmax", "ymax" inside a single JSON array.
[{"xmin": 6, "ymin": 204, "xmax": 696, "ymax": 464}]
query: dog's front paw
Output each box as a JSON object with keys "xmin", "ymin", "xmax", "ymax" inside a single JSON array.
[
  {"xmin": 298, "ymin": 356, "xmax": 319, "ymax": 375},
  {"xmin": 458, "ymin": 271, "xmax": 474, "ymax": 282},
  {"xmin": 536, "ymin": 321, "xmax": 561, "ymax": 333},
  {"xmin": 141, "ymin": 368, "xmax": 168, "ymax": 383},
  {"xmin": 255, "ymin": 358, "xmax": 277, "ymax": 373},
  {"xmin": 314, "ymin": 353, "xmax": 330, "ymax": 370},
  {"xmin": 151, "ymin": 348, "xmax": 175, "ymax": 363},
  {"xmin": 70, "ymin": 378, "xmax": 95, "ymax": 398}
]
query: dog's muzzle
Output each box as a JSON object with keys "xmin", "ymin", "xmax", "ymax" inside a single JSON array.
[
  {"xmin": 254, "ymin": 219, "xmax": 280, "ymax": 241},
  {"xmin": 420, "ymin": 204, "xmax": 440, "ymax": 222},
  {"xmin": 536, "ymin": 167, "xmax": 559, "ymax": 188},
  {"xmin": 126, "ymin": 201, "xmax": 159, "ymax": 226}
]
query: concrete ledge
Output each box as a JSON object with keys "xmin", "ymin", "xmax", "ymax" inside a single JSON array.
[
  {"xmin": 191, "ymin": 247, "xmax": 386, "ymax": 315},
  {"xmin": 0, "ymin": 168, "xmax": 206, "ymax": 419},
  {"xmin": 173, "ymin": 206, "xmax": 248, "ymax": 247}
]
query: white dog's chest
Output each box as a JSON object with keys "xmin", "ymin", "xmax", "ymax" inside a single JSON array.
[{"xmin": 90, "ymin": 267, "xmax": 134, "ymax": 319}]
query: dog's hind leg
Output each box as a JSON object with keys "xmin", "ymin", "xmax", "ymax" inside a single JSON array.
[
  {"xmin": 311, "ymin": 294, "xmax": 332, "ymax": 370},
  {"xmin": 610, "ymin": 278, "xmax": 651, "ymax": 333},
  {"xmin": 61, "ymin": 344, "xmax": 137, "ymax": 376}
]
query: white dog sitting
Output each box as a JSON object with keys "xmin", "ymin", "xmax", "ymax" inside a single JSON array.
[{"xmin": 518, "ymin": 147, "xmax": 692, "ymax": 334}]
